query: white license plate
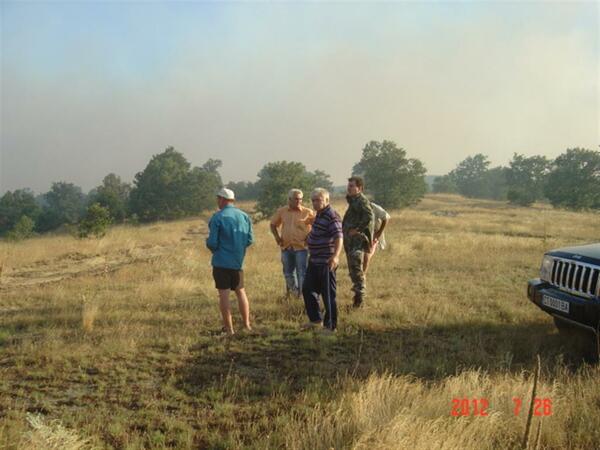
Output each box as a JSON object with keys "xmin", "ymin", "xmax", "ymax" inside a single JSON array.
[{"xmin": 542, "ymin": 295, "xmax": 569, "ymax": 314}]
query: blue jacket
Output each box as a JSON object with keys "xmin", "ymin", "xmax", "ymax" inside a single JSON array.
[{"xmin": 206, "ymin": 205, "xmax": 254, "ymax": 270}]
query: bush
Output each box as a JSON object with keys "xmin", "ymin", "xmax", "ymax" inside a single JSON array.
[
  {"xmin": 78, "ymin": 203, "xmax": 112, "ymax": 238},
  {"xmin": 0, "ymin": 189, "xmax": 40, "ymax": 235},
  {"xmin": 90, "ymin": 173, "xmax": 131, "ymax": 223},
  {"xmin": 507, "ymin": 187, "xmax": 537, "ymax": 207},
  {"xmin": 432, "ymin": 175, "xmax": 458, "ymax": 194},
  {"xmin": 6, "ymin": 216, "xmax": 35, "ymax": 241},
  {"xmin": 37, "ymin": 182, "xmax": 86, "ymax": 232}
]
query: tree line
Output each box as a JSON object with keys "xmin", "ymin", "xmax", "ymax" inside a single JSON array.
[
  {"xmin": 0, "ymin": 141, "xmax": 427, "ymax": 240},
  {"xmin": 432, "ymin": 148, "xmax": 600, "ymax": 209},
  {"xmin": 0, "ymin": 147, "xmax": 223, "ymax": 239},
  {"xmin": 4, "ymin": 143, "xmax": 595, "ymax": 241},
  {"xmin": 2, "ymin": 144, "xmax": 596, "ymax": 241}
]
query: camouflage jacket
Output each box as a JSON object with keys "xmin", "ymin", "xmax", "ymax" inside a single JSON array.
[{"xmin": 342, "ymin": 193, "xmax": 374, "ymax": 249}]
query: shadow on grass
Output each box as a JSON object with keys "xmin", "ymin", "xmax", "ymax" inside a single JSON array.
[{"xmin": 178, "ymin": 320, "xmax": 598, "ymax": 400}]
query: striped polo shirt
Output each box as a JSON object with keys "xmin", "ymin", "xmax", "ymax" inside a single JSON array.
[{"xmin": 307, "ymin": 205, "xmax": 343, "ymax": 264}]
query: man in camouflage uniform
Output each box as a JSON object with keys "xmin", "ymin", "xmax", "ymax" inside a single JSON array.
[{"xmin": 342, "ymin": 176, "xmax": 374, "ymax": 308}]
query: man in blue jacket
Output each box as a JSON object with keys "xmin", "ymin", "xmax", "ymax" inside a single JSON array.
[{"xmin": 206, "ymin": 188, "xmax": 254, "ymax": 335}]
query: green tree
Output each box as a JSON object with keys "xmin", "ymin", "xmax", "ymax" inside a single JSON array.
[
  {"xmin": 36, "ymin": 182, "xmax": 85, "ymax": 232},
  {"xmin": 0, "ymin": 189, "xmax": 40, "ymax": 235},
  {"xmin": 226, "ymin": 181, "xmax": 260, "ymax": 201},
  {"xmin": 183, "ymin": 160, "xmax": 223, "ymax": 213},
  {"xmin": 449, "ymin": 154, "xmax": 491, "ymax": 198},
  {"xmin": 432, "ymin": 175, "xmax": 458, "ymax": 194},
  {"xmin": 255, "ymin": 161, "xmax": 316, "ymax": 217},
  {"xmin": 480, "ymin": 166, "xmax": 508, "ymax": 201},
  {"xmin": 506, "ymin": 153, "xmax": 550, "ymax": 206},
  {"xmin": 129, "ymin": 147, "xmax": 191, "ymax": 221},
  {"xmin": 544, "ymin": 148, "xmax": 600, "ymax": 210},
  {"xmin": 352, "ymin": 140, "xmax": 427, "ymax": 208},
  {"xmin": 309, "ymin": 170, "xmax": 334, "ymax": 192},
  {"xmin": 6, "ymin": 215, "xmax": 35, "ymax": 241},
  {"xmin": 201, "ymin": 158, "xmax": 223, "ymax": 176},
  {"xmin": 128, "ymin": 147, "xmax": 222, "ymax": 221},
  {"xmin": 78, "ymin": 203, "xmax": 112, "ymax": 238},
  {"xmin": 91, "ymin": 173, "xmax": 131, "ymax": 222}
]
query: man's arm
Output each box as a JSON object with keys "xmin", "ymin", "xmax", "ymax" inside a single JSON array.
[
  {"xmin": 374, "ymin": 218, "xmax": 388, "ymax": 240},
  {"xmin": 304, "ymin": 210, "xmax": 316, "ymax": 226},
  {"xmin": 247, "ymin": 215, "xmax": 254, "ymax": 247},
  {"xmin": 270, "ymin": 210, "xmax": 283, "ymax": 246},
  {"xmin": 328, "ymin": 237, "xmax": 343, "ymax": 271},
  {"xmin": 270, "ymin": 223, "xmax": 283, "ymax": 246},
  {"xmin": 206, "ymin": 216, "xmax": 220, "ymax": 252},
  {"xmin": 328, "ymin": 213, "xmax": 344, "ymax": 270}
]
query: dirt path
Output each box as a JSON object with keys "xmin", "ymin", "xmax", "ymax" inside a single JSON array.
[{"xmin": 0, "ymin": 245, "xmax": 170, "ymax": 291}]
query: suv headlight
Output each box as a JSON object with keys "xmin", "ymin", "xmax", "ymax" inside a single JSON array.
[{"xmin": 540, "ymin": 255, "xmax": 553, "ymax": 281}]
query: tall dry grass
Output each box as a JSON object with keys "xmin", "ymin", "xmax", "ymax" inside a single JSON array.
[
  {"xmin": 81, "ymin": 295, "xmax": 99, "ymax": 333},
  {"xmin": 21, "ymin": 414, "xmax": 93, "ymax": 450},
  {"xmin": 282, "ymin": 364, "xmax": 600, "ymax": 450}
]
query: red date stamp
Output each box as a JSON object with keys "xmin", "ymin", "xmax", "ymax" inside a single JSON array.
[{"xmin": 451, "ymin": 398, "xmax": 552, "ymax": 417}]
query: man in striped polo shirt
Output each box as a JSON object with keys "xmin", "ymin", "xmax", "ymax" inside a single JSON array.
[{"xmin": 301, "ymin": 188, "xmax": 343, "ymax": 332}]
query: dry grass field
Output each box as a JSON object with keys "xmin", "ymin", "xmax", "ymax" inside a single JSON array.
[{"xmin": 1, "ymin": 194, "xmax": 600, "ymax": 449}]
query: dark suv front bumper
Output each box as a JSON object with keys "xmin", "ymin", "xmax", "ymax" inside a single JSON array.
[{"xmin": 528, "ymin": 278, "xmax": 600, "ymax": 333}]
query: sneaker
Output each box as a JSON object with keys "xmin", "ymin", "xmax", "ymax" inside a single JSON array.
[{"xmin": 300, "ymin": 321, "xmax": 323, "ymax": 330}]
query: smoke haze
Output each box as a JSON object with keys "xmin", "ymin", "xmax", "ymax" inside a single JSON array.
[{"xmin": 1, "ymin": 1, "xmax": 598, "ymax": 193}]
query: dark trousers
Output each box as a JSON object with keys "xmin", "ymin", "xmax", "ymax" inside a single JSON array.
[{"xmin": 302, "ymin": 261, "xmax": 337, "ymax": 330}]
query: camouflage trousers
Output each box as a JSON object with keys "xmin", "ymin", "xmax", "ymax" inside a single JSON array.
[{"xmin": 344, "ymin": 238, "xmax": 367, "ymax": 304}]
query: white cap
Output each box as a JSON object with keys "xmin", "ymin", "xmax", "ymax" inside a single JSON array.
[{"xmin": 216, "ymin": 187, "xmax": 235, "ymax": 200}]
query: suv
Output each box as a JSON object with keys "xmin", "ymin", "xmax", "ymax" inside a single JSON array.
[{"xmin": 528, "ymin": 243, "xmax": 600, "ymax": 333}]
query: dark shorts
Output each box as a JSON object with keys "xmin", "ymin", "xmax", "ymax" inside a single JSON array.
[{"xmin": 212, "ymin": 267, "xmax": 244, "ymax": 290}]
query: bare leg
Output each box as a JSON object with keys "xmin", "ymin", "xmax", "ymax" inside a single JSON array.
[
  {"xmin": 363, "ymin": 251, "xmax": 371, "ymax": 273},
  {"xmin": 218, "ymin": 289, "xmax": 234, "ymax": 335},
  {"xmin": 234, "ymin": 288, "xmax": 251, "ymax": 330},
  {"xmin": 363, "ymin": 245, "xmax": 377, "ymax": 273}
]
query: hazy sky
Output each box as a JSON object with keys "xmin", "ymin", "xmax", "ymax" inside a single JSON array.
[{"xmin": 1, "ymin": 1, "xmax": 598, "ymax": 194}]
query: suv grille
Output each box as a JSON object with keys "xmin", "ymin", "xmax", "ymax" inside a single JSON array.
[{"xmin": 550, "ymin": 258, "xmax": 600, "ymax": 298}]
